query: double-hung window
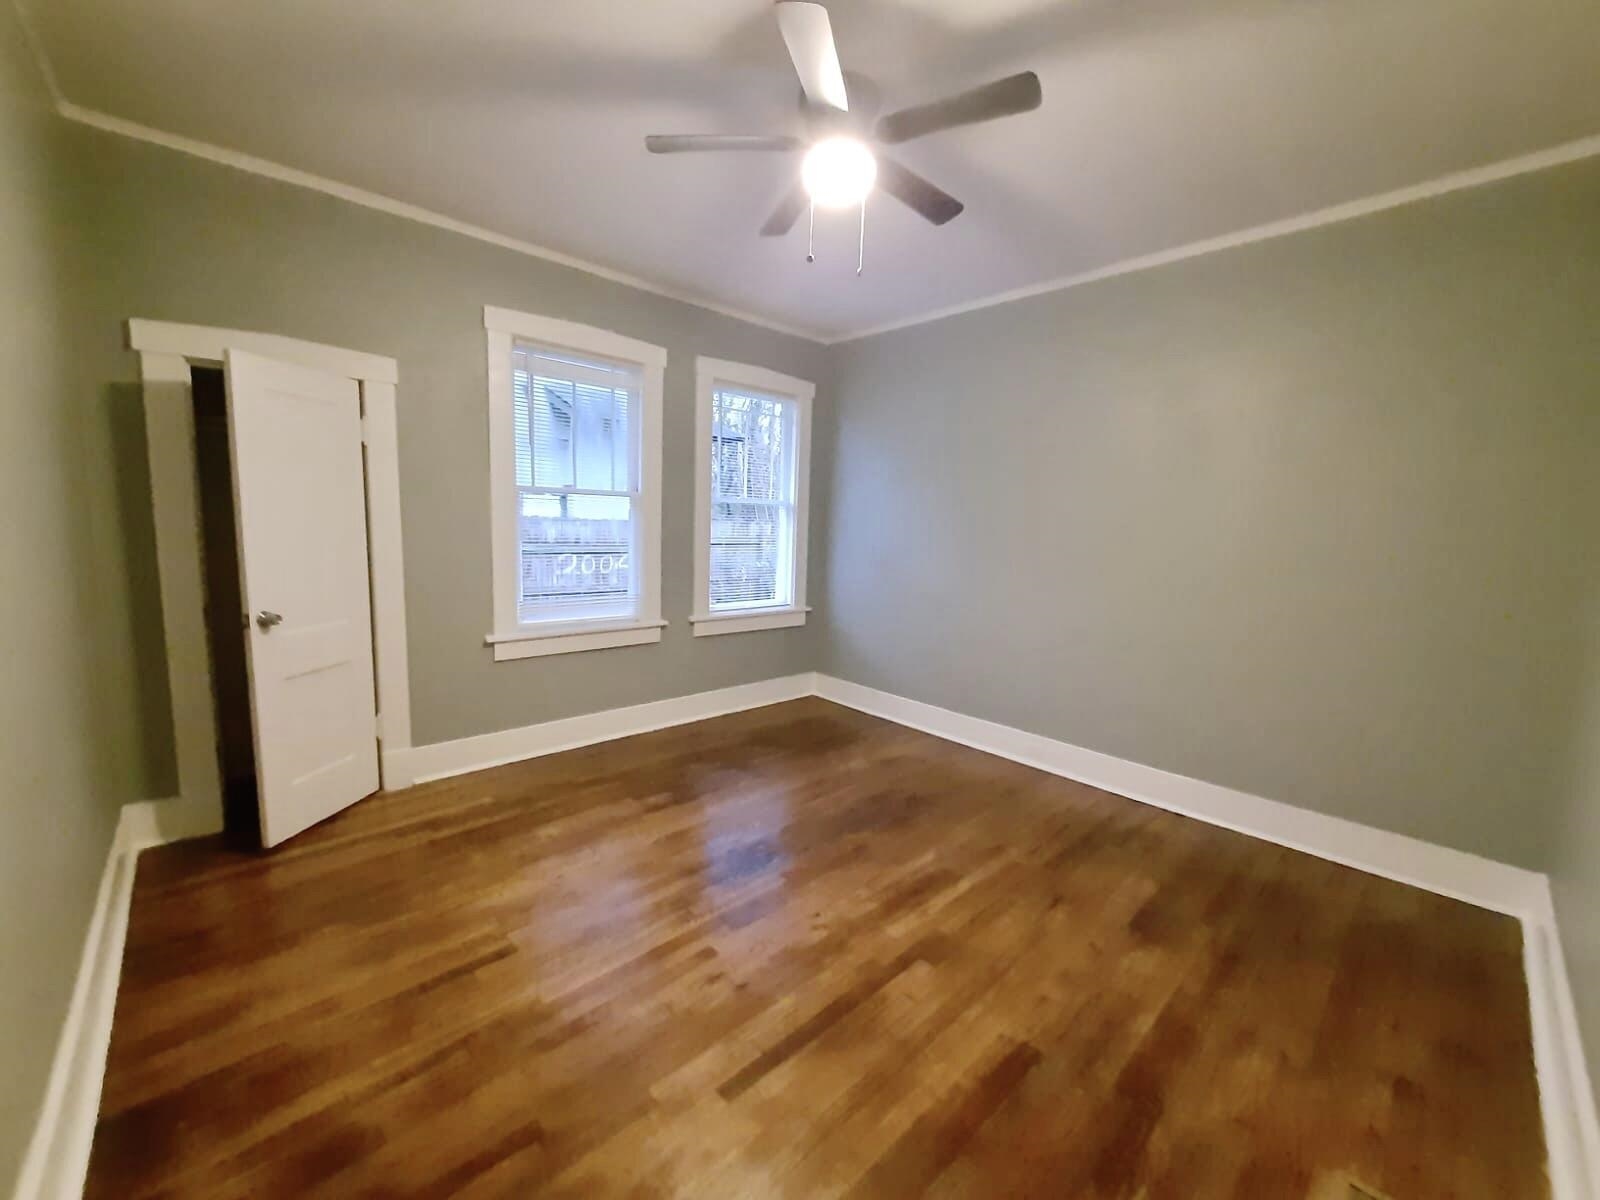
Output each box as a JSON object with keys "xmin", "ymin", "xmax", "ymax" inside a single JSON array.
[
  {"xmin": 484, "ymin": 306, "xmax": 665, "ymax": 659},
  {"xmin": 691, "ymin": 357, "xmax": 813, "ymax": 636}
]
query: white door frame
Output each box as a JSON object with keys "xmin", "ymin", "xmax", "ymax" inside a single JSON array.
[{"xmin": 130, "ymin": 319, "xmax": 412, "ymax": 838}]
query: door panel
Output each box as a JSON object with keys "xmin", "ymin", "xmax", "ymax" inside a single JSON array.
[{"xmin": 224, "ymin": 349, "xmax": 379, "ymax": 847}]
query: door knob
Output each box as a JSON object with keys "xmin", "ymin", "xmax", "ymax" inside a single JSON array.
[{"xmin": 255, "ymin": 610, "xmax": 284, "ymax": 630}]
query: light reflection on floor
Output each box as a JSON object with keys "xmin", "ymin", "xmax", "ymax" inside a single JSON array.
[{"xmin": 512, "ymin": 769, "xmax": 806, "ymax": 1007}]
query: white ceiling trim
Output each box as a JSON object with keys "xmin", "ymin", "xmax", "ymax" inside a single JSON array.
[
  {"xmin": 54, "ymin": 101, "xmax": 833, "ymax": 344},
  {"xmin": 10, "ymin": 0, "xmax": 63, "ymax": 106},
  {"xmin": 61, "ymin": 101, "xmax": 1600, "ymax": 348},
  {"xmin": 17, "ymin": 3, "xmax": 1598, "ymax": 348},
  {"xmin": 834, "ymin": 131, "xmax": 1600, "ymax": 344}
]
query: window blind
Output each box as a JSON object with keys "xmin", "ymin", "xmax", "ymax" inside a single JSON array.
[
  {"xmin": 709, "ymin": 387, "xmax": 794, "ymax": 611},
  {"xmin": 513, "ymin": 343, "xmax": 641, "ymax": 624}
]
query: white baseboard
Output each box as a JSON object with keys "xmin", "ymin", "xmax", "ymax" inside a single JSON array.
[
  {"xmin": 1525, "ymin": 887, "xmax": 1600, "ymax": 1200},
  {"xmin": 383, "ymin": 673, "xmax": 817, "ymax": 787},
  {"xmin": 813, "ymin": 672, "xmax": 1599, "ymax": 1199},
  {"xmin": 813, "ymin": 674, "xmax": 1544, "ymax": 917},
  {"xmin": 10, "ymin": 799, "xmax": 193, "ymax": 1200},
  {"xmin": 116, "ymin": 796, "xmax": 223, "ymax": 850},
  {"xmin": 14, "ymin": 683, "xmax": 1598, "ymax": 1199}
]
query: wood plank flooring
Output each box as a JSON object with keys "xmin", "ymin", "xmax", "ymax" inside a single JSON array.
[{"xmin": 87, "ymin": 698, "xmax": 1547, "ymax": 1198}]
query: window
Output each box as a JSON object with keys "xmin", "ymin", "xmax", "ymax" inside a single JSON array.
[
  {"xmin": 692, "ymin": 357, "xmax": 813, "ymax": 636},
  {"xmin": 484, "ymin": 306, "xmax": 665, "ymax": 659}
]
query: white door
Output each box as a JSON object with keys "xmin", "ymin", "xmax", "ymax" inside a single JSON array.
[{"xmin": 225, "ymin": 349, "xmax": 379, "ymax": 847}]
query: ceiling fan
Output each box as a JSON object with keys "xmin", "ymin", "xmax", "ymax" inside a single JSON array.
[{"xmin": 645, "ymin": 1, "xmax": 1042, "ymax": 260}]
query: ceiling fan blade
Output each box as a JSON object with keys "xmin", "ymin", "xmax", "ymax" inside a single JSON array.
[
  {"xmin": 775, "ymin": 2, "xmax": 849, "ymax": 112},
  {"xmin": 645, "ymin": 134, "xmax": 802, "ymax": 153},
  {"xmin": 874, "ymin": 71, "xmax": 1042, "ymax": 145},
  {"xmin": 760, "ymin": 180, "xmax": 809, "ymax": 236},
  {"xmin": 876, "ymin": 157, "xmax": 964, "ymax": 226}
]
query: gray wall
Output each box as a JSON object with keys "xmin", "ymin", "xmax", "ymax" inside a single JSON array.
[
  {"xmin": 0, "ymin": 11, "xmax": 156, "ymax": 1188},
  {"xmin": 1551, "ymin": 544, "xmax": 1600, "ymax": 1112},
  {"xmin": 62, "ymin": 121, "xmax": 830, "ymax": 754},
  {"xmin": 0, "ymin": 100, "xmax": 826, "ymax": 1183},
  {"xmin": 823, "ymin": 156, "xmax": 1600, "ymax": 872},
  {"xmin": 11, "ymin": 68, "xmax": 1600, "ymax": 1167}
]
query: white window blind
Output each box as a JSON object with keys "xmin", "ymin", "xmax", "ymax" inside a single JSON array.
[
  {"xmin": 709, "ymin": 387, "xmax": 796, "ymax": 611},
  {"xmin": 512, "ymin": 342, "xmax": 641, "ymax": 625}
]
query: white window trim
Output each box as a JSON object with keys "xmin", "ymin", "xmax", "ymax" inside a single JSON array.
[
  {"xmin": 691, "ymin": 356, "xmax": 814, "ymax": 638},
  {"xmin": 483, "ymin": 305, "xmax": 667, "ymax": 660}
]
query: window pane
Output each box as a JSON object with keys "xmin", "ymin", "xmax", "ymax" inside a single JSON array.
[
  {"xmin": 572, "ymin": 383, "xmax": 633, "ymax": 491},
  {"xmin": 518, "ymin": 375, "xmax": 634, "ymax": 492},
  {"xmin": 710, "ymin": 500, "xmax": 787, "ymax": 609},
  {"xmin": 518, "ymin": 491, "xmax": 633, "ymax": 621},
  {"xmin": 712, "ymin": 390, "xmax": 785, "ymax": 502},
  {"xmin": 527, "ymin": 375, "xmax": 575, "ymax": 488},
  {"xmin": 513, "ymin": 369, "xmax": 534, "ymax": 488}
]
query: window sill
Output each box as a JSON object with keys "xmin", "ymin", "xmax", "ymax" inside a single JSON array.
[
  {"xmin": 689, "ymin": 607, "xmax": 810, "ymax": 638},
  {"xmin": 486, "ymin": 619, "xmax": 666, "ymax": 661}
]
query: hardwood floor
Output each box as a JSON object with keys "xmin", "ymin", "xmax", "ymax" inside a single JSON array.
[{"xmin": 87, "ymin": 699, "xmax": 1547, "ymax": 1198}]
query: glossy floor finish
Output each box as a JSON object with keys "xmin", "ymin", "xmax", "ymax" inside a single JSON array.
[{"xmin": 88, "ymin": 699, "xmax": 1547, "ymax": 1199}]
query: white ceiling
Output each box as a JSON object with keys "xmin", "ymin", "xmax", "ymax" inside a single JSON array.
[{"xmin": 26, "ymin": 0, "xmax": 1600, "ymax": 339}]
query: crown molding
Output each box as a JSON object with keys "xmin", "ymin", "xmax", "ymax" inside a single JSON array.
[
  {"xmin": 10, "ymin": 0, "xmax": 64, "ymax": 107},
  {"xmin": 17, "ymin": 0, "xmax": 1599, "ymax": 350},
  {"xmin": 830, "ymin": 132, "xmax": 1600, "ymax": 343},
  {"xmin": 52, "ymin": 101, "xmax": 831, "ymax": 345}
]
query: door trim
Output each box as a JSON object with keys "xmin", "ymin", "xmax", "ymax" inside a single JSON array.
[{"xmin": 130, "ymin": 320, "xmax": 411, "ymax": 836}]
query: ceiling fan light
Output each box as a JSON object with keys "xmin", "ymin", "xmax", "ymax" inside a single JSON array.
[{"xmin": 801, "ymin": 136, "xmax": 877, "ymax": 209}]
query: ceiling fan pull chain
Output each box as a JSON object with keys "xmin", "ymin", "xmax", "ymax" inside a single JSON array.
[
  {"xmin": 806, "ymin": 200, "xmax": 816, "ymax": 263},
  {"xmin": 857, "ymin": 194, "xmax": 866, "ymax": 275}
]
